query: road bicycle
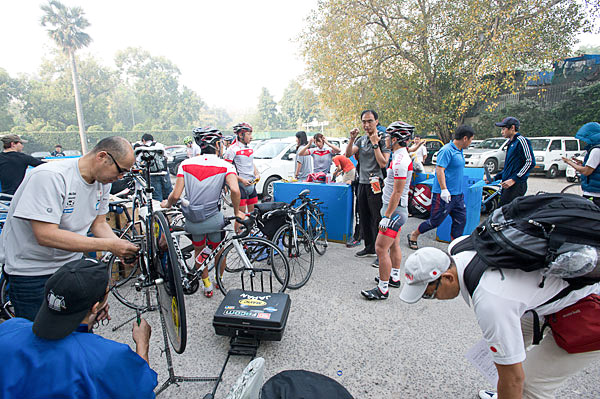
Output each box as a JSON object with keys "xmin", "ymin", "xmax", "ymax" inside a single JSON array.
[
  {"xmin": 293, "ymin": 189, "xmax": 328, "ymax": 256},
  {"xmin": 166, "ymin": 208, "xmax": 291, "ymax": 296}
]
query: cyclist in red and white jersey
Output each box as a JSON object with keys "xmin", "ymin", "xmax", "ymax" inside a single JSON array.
[
  {"xmin": 161, "ymin": 127, "xmax": 244, "ymax": 298},
  {"xmin": 224, "ymin": 123, "xmax": 260, "ymax": 214},
  {"xmin": 362, "ymin": 121, "xmax": 414, "ymax": 300}
]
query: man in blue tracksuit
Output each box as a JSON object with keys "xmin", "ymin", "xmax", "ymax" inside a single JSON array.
[
  {"xmin": 407, "ymin": 125, "xmax": 474, "ymax": 249},
  {"xmin": 492, "ymin": 117, "xmax": 535, "ymax": 207}
]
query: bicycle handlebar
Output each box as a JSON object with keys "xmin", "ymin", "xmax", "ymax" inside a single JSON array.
[{"xmin": 225, "ymin": 213, "xmax": 256, "ymax": 239}]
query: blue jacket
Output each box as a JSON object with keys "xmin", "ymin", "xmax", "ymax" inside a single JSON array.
[
  {"xmin": 581, "ymin": 146, "xmax": 600, "ymax": 194},
  {"xmin": 494, "ymin": 133, "xmax": 535, "ymax": 183}
]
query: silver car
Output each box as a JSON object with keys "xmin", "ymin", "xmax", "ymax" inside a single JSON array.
[{"xmin": 463, "ymin": 137, "xmax": 509, "ymax": 174}]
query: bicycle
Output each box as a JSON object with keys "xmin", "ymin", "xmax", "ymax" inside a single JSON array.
[
  {"xmin": 561, "ymin": 182, "xmax": 583, "ymax": 196},
  {"xmin": 0, "ymin": 193, "xmax": 14, "ymax": 319},
  {"xmin": 259, "ymin": 201, "xmax": 314, "ymax": 289},
  {"xmin": 294, "ymin": 189, "xmax": 328, "ymax": 255},
  {"xmin": 166, "ymin": 208, "xmax": 291, "ymax": 296},
  {"xmin": 104, "ymin": 149, "xmax": 188, "ymax": 354}
]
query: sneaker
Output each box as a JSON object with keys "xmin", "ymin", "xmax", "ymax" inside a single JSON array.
[
  {"xmin": 374, "ymin": 276, "xmax": 401, "ymax": 288},
  {"xmin": 371, "ymin": 258, "xmax": 379, "ymax": 268},
  {"xmin": 355, "ymin": 249, "xmax": 377, "ymax": 258},
  {"xmin": 204, "ymin": 285, "xmax": 213, "ymax": 298},
  {"xmin": 346, "ymin": 239, "xmax": 361, "ymax": 248},
  {"xmin": 478, "ymin": 390, "xmax": 497, "ymax": 399},
  {"xmin": 360, "ymin": 286, "xmax": 389, "ymax": 300}
]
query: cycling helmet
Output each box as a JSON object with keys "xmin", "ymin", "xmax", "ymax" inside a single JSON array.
[
  {"xmin": 183, "ymin": 136, "xmax": 193, "ymax": 145},
  {"xmin": 233, "ymin": 122, "xmax": 253, "ymax": 135},
  {"xmin": 386, "ymin": 121, "xmax": 414, "ymax": 142},
  {"xmin": 192, "ymin": 126, "xmax": 222, "ymax": 150},
  {"xmin": 224, "ymin": 135, "xmax": 235, "ymax": 143}
]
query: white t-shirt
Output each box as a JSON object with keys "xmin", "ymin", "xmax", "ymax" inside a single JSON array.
[
  {"xmin": 449, "ymin": 236, "xmax": 600, "ymax": 365},
  {"xmin": 382, "ymin": 147, "xmax": 413, "ymax": 206},
  {"xmin": 224, "ymin": 140, "xmax": 255, "ymax": 180},
  {"xmin": 0, "ymin": 158, "xmax": 110, "ymax": 276},
  {"xmin": 583, "ymin": 147, "xmax": 600, "ymax": 197},
  {"xmin": 415, "ymin": 145, "xmax": 428, "ymax": 164}
]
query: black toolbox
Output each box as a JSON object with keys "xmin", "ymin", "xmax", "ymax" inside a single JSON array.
[{"xmin": 213, "ymin": 289, "xmax": 291, "ymax": 341}]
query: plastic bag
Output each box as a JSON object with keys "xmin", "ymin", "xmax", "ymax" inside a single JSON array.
[{"xmin": 543, "ymin": 245, "xmax": 599, "ymax": 279}]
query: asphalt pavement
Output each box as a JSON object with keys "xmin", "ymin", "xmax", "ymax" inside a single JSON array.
[{"xmin": 95, "ymin": 174, "xmax": 599, "ymax": 398}]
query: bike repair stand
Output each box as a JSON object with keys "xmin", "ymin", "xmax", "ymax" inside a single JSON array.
[
  {"xmin": 111, "ymin": 289, "xmax": 157, "ymax": 332},
  {"xmin": 155, "ymin": 304, "xmax": 220, "ymax": 396},
  {"xmin": 202, "ymin": 335, "xmax": 260, "ymax": 399}
]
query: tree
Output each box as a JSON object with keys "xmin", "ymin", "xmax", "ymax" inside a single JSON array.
[
  {"xmin": 301, "ymin": 0, "xmax": 598, "ymax": 141},
  {"xmin": 256, "ymin": 87, "xmax": 280, "ymax": 130},
  {"xmin": 0, "ymin": 68, "xmax": 18, "ymax": 132},
  {"xmin": 41, "ymin": 0, "xmax": 92, "ymax": 153},
  {"xmin": 279, "ymin": 80, "xmax": 322, "ymax": 129}
]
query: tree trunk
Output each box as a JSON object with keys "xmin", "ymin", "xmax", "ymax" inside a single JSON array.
[{"xmin": 69, "ymin": 50, "xmax": 88, "ymax": 154}]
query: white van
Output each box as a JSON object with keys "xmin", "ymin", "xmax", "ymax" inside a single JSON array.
[{"xmin": 529, "ymin": 136, "xmax": 582, "ymax": 178}]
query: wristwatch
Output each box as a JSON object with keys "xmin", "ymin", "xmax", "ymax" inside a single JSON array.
[{"xmin": 372, "ymin": 143, "xmax": 379, "ymax": 149}]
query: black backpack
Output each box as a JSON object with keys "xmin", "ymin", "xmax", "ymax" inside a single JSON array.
[
  {"xmin": 133, "ymin": 141, "xmax": 167, "ymax": 173},
  {"xmin": 451, "ymin": 193, "xmax": 600, "ymax": 297}
]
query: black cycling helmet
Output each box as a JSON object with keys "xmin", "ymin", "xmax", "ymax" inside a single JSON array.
[
  {"xmin": 386, "ymin": 121, "xmax": 414, "ymax": 142},
  {"xmin": 192, "ymin": 126, "xmax": 222, "ymax": 150},
  {"xmin": 233, "ymin": 122, "xmax": 253, "ymax": 135}
]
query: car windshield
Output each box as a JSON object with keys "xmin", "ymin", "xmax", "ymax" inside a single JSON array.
[
  {"xmin": 64, "ymin": 150, "xmax": 81, "ymax": 156},
  {"xmin": 253, "ymin": 141, "xmax": 289, "ymax": 159},
  {"xmin": 478, "ymin": 138, "xmax": 507, "ymax": 149},
  {"xmin": 529, "ymin": 139, "xmax": 550, "ymax": 151}
]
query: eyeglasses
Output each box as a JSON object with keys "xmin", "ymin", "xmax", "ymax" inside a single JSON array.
[
  {"xmin": 422, "ymin": 278, "xmax": 441, "ymax": 300},
  {"xmin": 105, "ymin": 152, "xmax": 128, "ymax": 175}
]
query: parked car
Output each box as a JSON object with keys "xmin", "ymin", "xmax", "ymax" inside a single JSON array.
[
  {"xmin": 31, "ymin": 151, "xmax": 51, "ymax": 160},
  {"xmin": 463, "ymin": 137, "xmax": 509, "ymax": 174},
  {"xmin": 166, "ymin": 145, "xmax": 188, "ymax": 176},
  {"xmin": 529, "ymin": 136, "xmax": 582, "ymax": 178},
  {"xmin": 254, "ymin": 136, "xmax": 347, "ymax": 198},
  {"xmin": 423, "ymin": 138, "xmax": 444, "ymax": 165},
  {"xmin": 63, "ymin": 150, "xmax": 81, "ymax": 156},
  {"xmin": 469, "ymin": 140, "xmax": 483, "ymax": 149}
]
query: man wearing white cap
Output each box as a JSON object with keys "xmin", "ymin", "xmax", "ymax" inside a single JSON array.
[{"xmin": 399, "ymin": 239, "xmax": 600, "ymax": 399}]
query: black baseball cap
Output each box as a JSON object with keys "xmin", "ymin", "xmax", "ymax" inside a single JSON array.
[
  {"xmin": 494, "ymin": 117, "xmax": 520, "ymax": 130},
  {"xmin": 33, "ymin": 258, "xmax": 109, "ymax": 340}
]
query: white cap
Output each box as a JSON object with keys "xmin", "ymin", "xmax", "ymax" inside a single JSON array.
[{"xmin": 399, "ymin": 247, "xmax": 451, "ymax": 304}]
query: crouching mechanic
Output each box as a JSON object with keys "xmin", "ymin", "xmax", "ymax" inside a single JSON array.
[
  {"xmin": 0, "ymin": 258, "xmax": 157, "ymax": 398},
  {"xmin": 162, "ymin": 127, "xmax": 245, "ymax": 298},
  {"xmin": 399, "ymin": 239, "xmax": 600, "ymax": 399},
  {"xmin": 361, "ymin": 121, "xmax": 414, "ymax": 300},
  {"xmin": 225, "ymin": 123, "xmax": 260, "ymax": 213}
]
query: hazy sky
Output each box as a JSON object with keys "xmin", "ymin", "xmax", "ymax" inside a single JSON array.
[
  {"xmin": 0, "ymin": 0, "xmax": 319, "ymax": 114},
  {"xmin": 1, "ymin": 1, "xmax": 598, "ymax": 114}
]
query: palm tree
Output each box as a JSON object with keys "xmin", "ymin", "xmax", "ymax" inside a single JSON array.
[{"xmin": 40, "ymin": 0, "xmax": 91, "ymax": 153}]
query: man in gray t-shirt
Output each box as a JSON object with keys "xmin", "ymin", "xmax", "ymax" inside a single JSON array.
[
  {"xmin": 345, "ymin": 110, "xmax": 391, "ymax": 257},
  {"xmin": 0, "ymin": 137, "xmax": 139, "ymax": 321}
]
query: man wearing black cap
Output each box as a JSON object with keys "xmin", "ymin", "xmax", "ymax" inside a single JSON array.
[
  {"xmin": 0, "ymin": 134, "xmax": 44, "ymax": 195},
  {"xmin": 0, "ymin": 258, "xmax": 157, "ymax": 398},
  {"xmin": 490, "ymin": 117, "xmax": 535, "ymax": 206}
]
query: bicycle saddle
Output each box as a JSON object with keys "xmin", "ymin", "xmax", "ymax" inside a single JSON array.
[{"xmin": 254, "ymin": 202, "xmax": 287, "ymax": 215}]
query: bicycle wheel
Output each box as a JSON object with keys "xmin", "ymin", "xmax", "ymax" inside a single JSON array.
[
  {"xmin": 561, "ymin": 183, "xmax": 583, "ymax": 196},
  {"xmin": 308, "ymin": 210, "xmax": 328, "ymax": 255},
  {"xmin": 0, "ymin": 275, "xmax": 15, "ymax": 319},
  {"xmin": 272, "ymin": 223, "xmax": 314, "ymax": 289},
  {"xmin": 216, "ymin": 236, "xmax": 289, "ymax": 295},
  {"xmin": 151, "ymin": 211, "xmax": 187, "ymax": 354}
]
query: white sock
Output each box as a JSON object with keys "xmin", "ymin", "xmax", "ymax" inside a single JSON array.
[
  {"xmin": 378, "ymin": 278, "xmax": 389, "ymax": 293},
  {"xmin": 391, "ymin": 268, "xmax": 401, "ymax": 282}
]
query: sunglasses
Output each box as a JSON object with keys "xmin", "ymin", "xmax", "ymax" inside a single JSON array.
[
  {"xmin": 422, "ymin": 278, "xmax": 441, "ymax": 300},
  {"xmin": 105, "ymin": 152, "xmax": 128, "ymax": 175}
]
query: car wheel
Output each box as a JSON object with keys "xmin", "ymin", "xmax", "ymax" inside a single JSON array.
[
  {"xmin": 263, "ymin": 176, "xmax": 281, "ymax": 199},
  {"xmin": 484, "ymin": 158, "xmax": 498, "ymax": 174},
  {"xmin": 566, "ymin": 176, "xmax": 575, "ymax": 183},
  {"xmin": 545, "ymin": 165, "xmax": 558, "ymax": 179}
]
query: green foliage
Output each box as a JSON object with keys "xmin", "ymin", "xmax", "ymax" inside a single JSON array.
[
  {"xmin": 87, "ymin": 124, "xmax": 103, "ymax": 132},
  {"xmin": 279, "ymin": 80, "xmax": 322, "ymax": 129},
  {"xmin": 256, "ymin": 88, "xmax": 280, "ymax": 130},
  {"xmin": 300, "ymin": 0, "xmax": 597, "ymax": 141},
  {"xmin": 66, "ymin": 125, "xmax": 78, "ymax": 132},
  {"xmin": 112, "ymin": 122, "xmax": 125, "ymax": 132}
]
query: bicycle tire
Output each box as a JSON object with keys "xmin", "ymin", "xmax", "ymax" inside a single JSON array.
[
  {"xmin": 309, "ymin": 210, "xmax": 328, "ymax": 255},
  {"xmin": 0, "ymin": 275, "xmax": 15, "ymax": 319},
  {"xmin": 560, "ymin": 183, "xmax": 583, "ymax": 196},
  {"xmin": 216, "ymin": 236, "xmax": 290, "ymax": 295},
  {"xmin": 151, "ymin": 211, "xmax": 187, "ymax": 354},
  {"xmin": 272, "ymin": 223, "xmax": 314, "ymax": 289}
]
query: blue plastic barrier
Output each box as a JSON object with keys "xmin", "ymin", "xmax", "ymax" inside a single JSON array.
[
  {"xmin": 273, "ymin": 181, "xmax": 353, "ymax": 243},
  {"xmin": 435, "ymin": 168, "xmax": 484, "ymax": 242}
]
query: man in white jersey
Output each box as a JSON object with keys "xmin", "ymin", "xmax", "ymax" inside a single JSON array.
[
  {"xmin": 162, "ymin": 127, "xmax": 244, "ymax": 298},
  {"xmin": 399, "ymin": 240, "xmax": 600, "ymax": 399},
  {"xmin": 0, "ymin": 136, "xmax": 140, "ymax": 320},
  {"xmin": 224, "ymin": 123, "xmax": 260, "ymax": 214},
  {"xmin": 361, "ymin": 122, "xmax": 414, "ymax": 300},
  {"xmin": 298, "ymin": 133, "xmax": 341, "ymax": 174}
]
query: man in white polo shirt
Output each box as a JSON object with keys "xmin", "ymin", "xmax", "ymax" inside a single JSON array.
[{"xmin": 0, "ymin": 136, "xmax": 140, "ymax": 320}]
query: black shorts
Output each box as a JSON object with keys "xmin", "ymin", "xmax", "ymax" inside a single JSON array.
[{"xmin": 238, "ymin": 183, "xmax": 258, "ymax": 206}]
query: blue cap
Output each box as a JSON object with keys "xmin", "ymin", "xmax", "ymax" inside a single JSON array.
[{"xmin": 494, "ymin": 117, "xmax": 520, "ymax": 130}]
